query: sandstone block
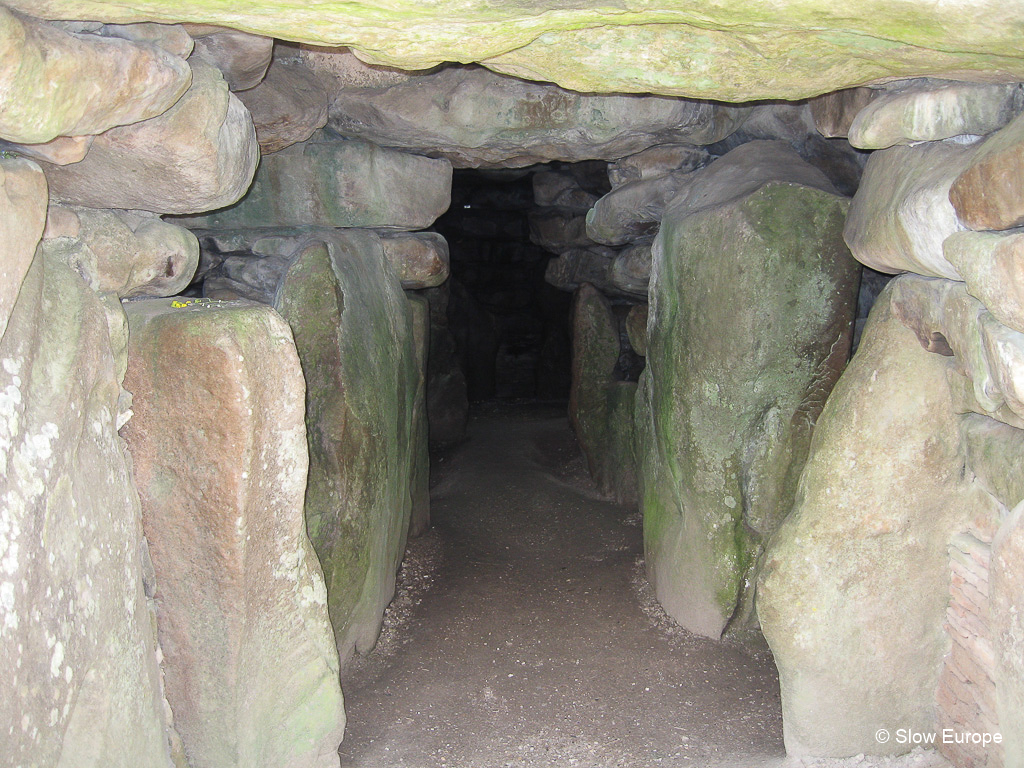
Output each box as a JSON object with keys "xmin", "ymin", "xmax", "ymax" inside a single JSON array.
[
  {"xmin": 42, "ymin": 61, "xmax": 258, "ymax": 215},
  {"xmin": 944, "ymin": 229, "xmax": 1024, "ymax": 333},
  {"xmin": 0, "ymin": 157, "xmax": 47, "ymax": 341},
  {"xmin": 0, "ymin": 135, "xmax": 93, "ymax": 165},
  {"xmin": 809, "ymin": 87, "xmax": 877, "ymax": 138},
  {"xmin": 379, "ymin": 231, "xmax": 450, "ymax": 290},
  {"xmin": 544, "ymin": 246, "xmax": 615, "ymax": 295},
  {"xmin": 950, "ymin": 111, "xmax": 1024, "ymax": 231},
  {"xmin": 187, "ymin": 26, "xmax": 273, "ymax": 91},
  {"xmin": 236, "ymin": 59, "xmax": 329, "ymax": 153},
  {"xmin": 122, "ymin": 298, "xmax": 345, "ymax": 768},
  {"xmin": 607, "ymin": 144, "xmax": 710, "ymax": 188},
  {"xmin": 0, "ymin": 7, "xmax": 191, "ymax": 144}
]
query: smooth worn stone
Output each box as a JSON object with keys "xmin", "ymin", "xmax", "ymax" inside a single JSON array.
[
  {"xmin": 586, "ymin": 171, "xmax": 693, "ymax": 246},
  {"xmin": 950, "ymin": 112, "xmax": 1024, "ymax": 231},
  {"xmin": 273, "ymin": 231, "xmax": 417, "ymax": 666},
  {"xmin": 42, "ymin": 61, "xmax": 258, "ymax": 215},
  {"xmin": 2, "ymin": 250, "xmax": 176, "ymax": 768},
  {"xmin": 844, "ymin": 141, "xmax": 973, "ymax": 280},
  {"xmin": 570, "ymin": 283, "xmax": 637, "ymax": 504},
  {"xmin": 180, "ymin": 137, "xmax": 452, "ymax": 230},
  {"xmin": 328, "ymin": 65, "xmax": 750, "ymax": 168},
  {"xmin": 626, "ymin": 303, "xmax": 648, "ymax": 356},
  {"xmin": 848, "ymin": 80, "xmax": 1024, "ymax": 150},
  {"xmin": 236, "ymin": 59, "xmax": 329, "ymax": 154},
  {"xmin": 992, "ymin": 504, "xmax": 1024, "ymax": 765},
  {"xmin": 379, "ymin": 231, "xmax": 450, "ymax": 290},
  {"xmin": 0, "ymin": 158, "xmax": 47, "ymax": 341},
  {"xmin": 532, "ymin": 170, "xmax": 600, "ymax": 211},
  {"xmin": 607, "ymin": 144, "xmax": 710, "ymax": 188},
  {"xmin": 407, "ymin": 293, "xmax": 431, "ymax": 537},
  {"xmin": 758, "ymin": 283, "xmax": 982, "ymax": 757},
  {"xmin": 944, "ymin": 229, "xmax": 1024, "ymax": 333},
  {"xmin": 0, "ymin": 6, "xmax": 191, "ymax": 144},
  {"xmin": 41, "ymin": 207, "xmax": 199, "ymax": 298},
  {"xmin": 0, "ymin": 134, "xmax": 93, "ymax": 165},
  {"xmin": 528, "ymin": 209, "xmax": 593, "ymax": 253},
  {"xmin": 640, "ymin": 144, "xmax": 858, "ymax": 640},
  {"xmin": 187, "ymin": 26, "xmax": 273, "ymax": 91},
  {"xmin": 97, "ymin": 21, "xmax": 193, "ymax": 56},
  {"xmin": 809, "ymin": 87, "xmax": 877, "ymax": 138},
  {"xmin": 544, "ymin": 246, "xmax": 615, "ymax": 294},
  {"xmin": 609, "ymin": 242, "xmax": 652, "ymax": 299},
  {"xmin": 10, "ymin": 1, "xmax": 1024, "ymax": 101},
  {"xmin": 122, "ymin": 298, "xmax": 345, "ymax": 768}
]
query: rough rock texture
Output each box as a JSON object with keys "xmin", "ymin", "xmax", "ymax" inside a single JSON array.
[
  {"xmin": 327, "ymin": 65, "xmax": 750, "ymax": 168},
  {"xmin": 180, "ymin": 137, "xmax": 452, "ymax": 230},
  {"xmin": 607, "ymin": 144, "xmax": 710, "ymax": 188},
  {"xmin": 1, "ymin": 248, "xmax": 176, "ymax": 768},
  {"xmin": 626, "ymin": 303, "xmax": 648, "ymax": 357},
  {"xmin": 640, "ymin": 142, "xmax": 858, "ymax": 640},
  {"xmin": 848, "ymin": 80, "xmax": 1023, "ymax": 150},
  {"xmin": 423, "ymin": 284, "xmax": 469, "ymax": 446},
  {"xmin": 97, "ymin": 20, "xmax": 193, "ymax": 57},
  {"xmin": 236, "ymin": 59, "xmax": 329, "ymax": 153},
  {"xmin": 532, "ymin": 169, "xmax": 600, "ymax": 211},
  {"xmin": 609, "ymin": 243, "xmax": 652, "ymax": 299},
  {"xmin": 42, "ymin": 61, "xmax": 258, "ymax": 215},
  {"xmin": 944, "ymin": 229, "xmax": 1024, "ymax": 333},
  {"xmin": 379, "ymin": 232, "xmax": 450, "ymax": 290},
  {"xmin": 950, "ymin": 111, "xmax": 1024, "ymax": 231},
  {"xmin": 758, "ymin": 284, "xmax": 977, "ymax": 757},
  {"xmin": 0, "ymin": 158, "xmax": 47, "ymax": 341},
  {"xmin": 569, "ymin": 284, "xmax": 637, "ymax": 505},
  {"xmin": 809, "ymin": 87, "xmax": 877, "ymax": 138},
  {"xmin": 122, "ymin": 298, "xmax": 345, "ymax": 768},
  {"xmin": 0, "ymin": 6, "xmax": 191, "ymax": 144},
  {"xmin": 992, "ymin": 503, "xmax": 1024, "ymax": 766},
  {"xmin": 586, "ymin": 172, "xmax": 692, "ymax": 246},
  {"xmin": 187, "ymin": 26, "xmax": 273, "ymax": 91},
  {"xmin": 12, "ymin": 0, "xmax": 1024, "ymax": 101},
  {"xmin": 844, "ymin": 140, "xmax": 972, "ymax": 280},
  {"xmin": 407, "ymin": 293, "xmax": 431, "ymax": 537},
  {"xmin": 544, "ymin": 246, "xmax": 615, "ymax": 295},
  {"xmin": 273, "ymin": 232, "xmax": 416, "ymax": 666},
  {"xmin": 40, "ymin": 207, "xmax": 198, "ymax": 298},
  {"xmin": 528, "ymin": 209, "xmax": 592, "ymax": 253},
  {"xmin": 0, "ymin": 135, "xmax": 94, "ymax": 165}
]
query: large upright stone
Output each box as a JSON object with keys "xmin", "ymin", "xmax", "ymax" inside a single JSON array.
[
  {"xmin": 121, "ymin": 298, "xmax": 344, "ymax": 768},
  {"xmin": 407, "ymin": 293, "xmax": 431, "ymax": 537},
  {"xmin": 273, "ymin": 232, "xmax": 417, "ymax": 665},
  {"xmin": 950, "ymin": 111, "xmax": 1024, "ymax": 231},
  {"xmin": 0, "ymin": 7, "xmax": 191, "ymax": 144},
  {"xmin": 0, "ymin": 158, "xmax": 46, "ymax": 341},
  {"xmin": 181, "ymin": 137, "xmax": 452, "ymax": 230},
  {"xmin": 640, "ymin": 141, "xmax": 858, "ymax": 639},
  {"xmin": 2, "ymin": 250, "xmax": 176, "ymax": 767},
  {"xmin": 758, "ymin": 284, "xmax": 980, "ymax": 757},
  {"xmin": 327, "ymin": 65, "xmax": 749, "ymax": 168},
  {"xmin": 42, "ymin": 61, "xmax": 258, "ymax": 215}
]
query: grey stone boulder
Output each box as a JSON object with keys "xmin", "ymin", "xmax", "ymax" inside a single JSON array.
[
  {"xmin": 96, "ymin": 21, "xmax": 194, "ymax": 57},
  {"xmin": 42, "ymin": 61, "xmax": 258, "ymax": 215},
  {"xmin": 0, "ymin": 135, "xmax": 94, "ymax": 165},
  {"xmin": 586, "ymin": 171, "xmax": 693, "ymax": 246},
  {"xmin": 327, "ymin": 65, "xmax": 750, "ymax": 168},
  {"xmin": 544, "ymin": 246, "xmax": 616, "ymax": 294},
  {"xmin": 186, "ymin": 25, "xmax": 273, "ymax": 91},
  {"xmin": 532, "ymin": 169, "xmax": 600, "ymax": 211},
  {"xmin": 609, "ymin": 243, "xmax": 652, "ymax": 299},
  {"xmin": 236, "ymin": 59, "xmax": 329, "ymax": 153},
  {"xmin": 529, "ymin": 209, "xmax": 593, "ymax": 253},
  {"xmin": 379, "ymin": 231, "xmax": 450, "ymax": 290},
  {"xmin": 607, "ymin": 144, "xmax": 711, "ymax": 188}
]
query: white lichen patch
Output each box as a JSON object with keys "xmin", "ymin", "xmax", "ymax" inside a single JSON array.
[
  {"xmin": 50, "ymin": 641, "xmax": 64, "ymax": 677},
  {"xmin": 299, "ymin": 576, "xmax": 327, "ymax": 608}
]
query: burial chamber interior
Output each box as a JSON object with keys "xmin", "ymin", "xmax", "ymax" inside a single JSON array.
[{"xmin": 3, "ymin": 9, "xmax": 1024, "ymax": 768}]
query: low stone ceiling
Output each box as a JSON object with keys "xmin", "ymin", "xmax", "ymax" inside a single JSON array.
[{"xmin": 10, "ymin": 0, "xmax": 1024, "ymax": 101}]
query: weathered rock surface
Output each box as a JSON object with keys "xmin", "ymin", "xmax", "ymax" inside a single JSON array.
[
  {"xmin": 236, "ymin": 59, "xmax": 329, "ymax": 153},
  {"xmin": 944, "ymin": 229, "xmax": 1024, "ymax": 333},
  {"xmin": 844, "ymin": 141, "xmax": 972, "ymax": 279},
  {"xmin": 295, "ymin": 46, "xmax": 422, "ymax": 92},
  {"xmin": 848, "ymin": 80, "xmax": 1023, "ymax": 150},
  {"xmin": 407, "ymin": 294, "xmax": 431, "ymax": 537},
  {"xmin": 528, "ymin": 209, "xmax": 592, "ymax": 253},
  {"xmin": 809, "ymin": 87, "xmax": 877, "ymax": 138},
  {"xmin": 992, "ymin": 503, "xmax": 1024, "ymax": 766},
  {"xmin": 0, "ymin": 135, "xmax": 94, "ymax": 165},
  {"xmin": 626, "ymin": 304, "xmax": 648, "ymax": 356},
  {"xmin": 570, "ymin": 284, "xmax": 637, "ymax": 504},
  {"xmin": 327, "ymin": 65, "xmax": 749, "ymax": 168},
  {"xmin": 607, "ymin": 144, "xmax": 710, "ymax": 188},
  {"xmin": 586, "ymin": 171, "xmax": 693, "ymax": 246},
  {"xmin": 122, "ymin": 298, "xmax": 345, "ymax": 768},
  {"xmin": 758, "ymin": 283, "xmax": 976, "ymax": 757},
  {"xmin": 97, "ymin": 20, "xmax": 193, "ymax": 57},
  {"xmin": 640, "ymin": 142, "xmax": 858, "ymax": 639},
  {"xmin": 379, "ymin": 231, "xmax": 450, "ymax": 290},
  {"xmin": 0, "ymin": 7, "xmax": 191, "ymax": 144},
  {"xmin": 187, "ymin": 26, "xmax": 273, "ymax": 91},
  {"xmin": 609, "ymin": 243, "xmax": 652, "ymax": 299},
  {"xmin": 0, "ymin": 158, "xmax": 47, "ymax": 341},
  {"xmin": 181, "ymin": 137, "xmax": 452, "ymax": 230},
  {"xmin": 40, "ymin": 207, "xmax": 199, "ymax": 298},
  {"xmin": 273, "ymin": 232, "xmax": 416, "ymax": 666},
  {"xmin": 42, "ymin": 61, "xmax": 258, "ymax": 215},
  {"xmin": 950, "ymin": 112, "xmax": 1024, "ymax": 231},
  {"xmin": 544, "ymin": 246, "xmax": 615, "ymax": 295},
  {"xmin": 2, "ymin": 249, "xmax": 176, "ymax": 768},
  {"xmin": 532, "ymin": 169, "xmax": 600, "ymax": 211}
]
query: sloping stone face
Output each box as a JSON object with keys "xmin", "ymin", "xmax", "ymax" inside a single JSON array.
[
  {"xmin": 0, "ymin": 158, "xmax": 47, "ymax": 341},
  {"xmin": 122, "ymin": 299, "xmax": 345, "ymax": 768},
  {"xmin": 639, "ymin": 143, "xmax": 858, "ymax": 639},
  {"xmin": 1, "ymin": 250, "xmax": 176, "ymax": 768},
  {"xmin": 273, "ymin": 233, "xmax": 417, "ymax": 666}
]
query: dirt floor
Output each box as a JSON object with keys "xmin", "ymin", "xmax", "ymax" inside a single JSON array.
[{"xmin": 338, "ymin": 404, "xmax": 952, "ymax": 768}]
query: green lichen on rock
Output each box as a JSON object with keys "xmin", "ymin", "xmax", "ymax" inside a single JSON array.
[{"xmin": 641, "ymin": 150, "xmax": 859, "ymax": 639}]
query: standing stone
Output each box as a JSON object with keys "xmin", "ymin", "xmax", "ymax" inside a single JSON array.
[
  {"xmin": 423, "ymin": 284, "xmax": 469, "ymax": 446},
  {"xmin": 236, "ymin": 60, "xmax": 329, "ymax": 153},
  {"xmin": 758, "ymin": 284, "xmax": 979, "ymax": 757},
  {"xmin": 122, "ymin": 298, "xmax": 345, "ymax": 768},
  {"xmin": 626, "ymin": 304, "xmax": 649, "ymax": 357},
  {"xmin": 0, "ymin": 7, "xmax": 191, "ymax": 144},
  {"xmin": 180, "ymin": 137, "xmax": 452, "ymax": 230},
  {"xmin": 640, "ymin": 141, "xmax": 859, "ymax": 639},
  {"xmin": 0, "ymin": 158, "xmax": 46, "ymax": 341},
  {"xmin": 42, "ymin": 61, "xmax": 258, "ymax": 215},
  {"xmin": 2, "ymin": 251, "xmax": 176, "ymax": 768},
  {"xmin": 273, "ymin": 232, "xmax": 417, "ymax": 666},
  {"xmin": 407, "ymin": 294, "xmax": 431, "ymax": 537},
  {"xmin": 950, "ymin": 111, "xmax": 1024, "ymax": 231}
]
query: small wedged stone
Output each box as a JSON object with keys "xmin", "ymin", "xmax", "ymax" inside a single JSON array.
[
  {"xmin": 809, "ymin": 87, "xmax": 877, "ymax": 138},
  {"xmin": 607, "ymin": 144, "xmax": 710, "ymax": 188},
  {"xmin": 379, "ymin": 231, "xmax": 450, "ymax": 289},
  {"xmin": 122, "ymin": 298, "xmax": 345, "ymax": 768},
  {"xmin": 41, "ymin": 207, "xmax": 199, "ymax": 298},
  {"xmin": 950, "ymin": 112, "xmax": 1024, "ymax": 231},
  {"xmin": 42, "ymin": 61, "xmax": 258, "ymax": 215},
  {"xmin": 180, "ymin": 137, "xmax": 452, "ymax": 230},
  {"xmin": 944, "ymin": 229, "xmax": 1024, "ymax": 333},
  {"xmin": 848, "ymin": 80, "xmax": 1023, "ymax": 149},
  {"xmin": 528, "ymin": 209, "xmax": 592, "ymax": 253},
  {"xmin": 0, "ymin": 7, "xmax": 191, "ymax": 144},
  {"xmin": 186, "ymin": 26, "xmax": 273, "ymax": 91},
  {"xmin": 844, "ymin": 141, "xmax": 973, "ymax": 279},
  {"xmin": 236, "ymin": 60, "xmax": 328, "ymax": 153},
  {"xmin": 296, "ymin": 45, "xmax": 422, "ymax": 92},
  {"xmin": 544, "ymin": 246, "xmax": 616, "ymax": 294},
  {"xmin": 0, "ymin": 157, "xmax": 47, "ymax": 341}
]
